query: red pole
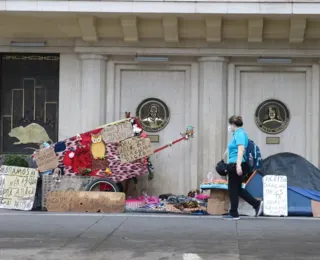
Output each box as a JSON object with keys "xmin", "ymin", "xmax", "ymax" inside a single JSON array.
[{"xmin": 153, "ymin": 136, "xmax": 186, "ymax": 154}]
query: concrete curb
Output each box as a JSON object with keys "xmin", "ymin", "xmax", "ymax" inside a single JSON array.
[{"xmin": 0, "ymin": 210, "xmax": 319, "ymax": 220}]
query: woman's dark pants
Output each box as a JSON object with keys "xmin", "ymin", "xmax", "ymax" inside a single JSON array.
[{"xmin": 227, "ymin": 163, "xmax": 260, "ymax": 217}]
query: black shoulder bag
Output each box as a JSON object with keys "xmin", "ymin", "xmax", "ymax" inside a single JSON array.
[{"xmin": 215, "ymin": 148, "xmax": 228, "ymax": 176}]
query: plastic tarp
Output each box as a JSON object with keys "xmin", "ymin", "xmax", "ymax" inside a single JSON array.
[
  {"xmin": 288, "ymin": 187, "xmax": 320, "ymax": 202},
  {"xmin": 258, "ymin": 152, "xmax": 320, "ymax": 202}
]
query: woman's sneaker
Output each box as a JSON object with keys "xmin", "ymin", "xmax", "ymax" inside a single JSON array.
[
  {"xmin": 255, "ymin": 201, "xmax": 264, "ymax": 217},
  {"xmin": 222, "ymin": 215, "xmax": 240, "ymax": 220}
]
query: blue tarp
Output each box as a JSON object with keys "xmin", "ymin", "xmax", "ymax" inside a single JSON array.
[
  {"xmin": 288, "ymin": 186, "xmax": 320, "ymax": 202},
  {"xmin": 200, "ymin": 183, "xmax": 246, "ymax": 191}
]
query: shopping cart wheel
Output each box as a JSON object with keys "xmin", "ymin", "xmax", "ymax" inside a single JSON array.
[{"xmin": 86, "ymin": 178, "xmax": 121, "ymax": 192}]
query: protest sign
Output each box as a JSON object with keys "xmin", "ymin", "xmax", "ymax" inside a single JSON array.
[
  {"xmin": 119, "ymin": 137, "xmax": 153, "ymax": 163},
  {"xmin": 102, "ymin": 120, "xmax": 133, "ymax": 143},
  {"xmin": 263, "ymin": 175, "xmax": 288, "ymax": 216},
  {"xmin": 34, "ymin": 146, "xmax": 59, "ymax": 172},
  {"xmin": 0, "ymin": 165, "xmax": 38, "ymax": 211}
]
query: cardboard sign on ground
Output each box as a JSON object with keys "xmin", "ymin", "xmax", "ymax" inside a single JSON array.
[
  {"xmin": 46, "ymin": 191, "xmax": 125, "ymax": 213},
  {"xmin": 41, "ymin": 175, "xmax": 96, "ymax": 209},
  {"xmin": 119, "ymin": 137, "xmax": 154, "ymax": 163},
  {"xmin": 0, "ymin": 165, "xmax": 38, "ymax": 211},
  {"xmin": 102, "ymin": 119, "xmax": 133, "ymax": 143},
  {"xmin": 35, "ymin": 146, "xmax": 59, "ymax": 172},
  {"xmin": 263, "ymin": 175, "xmax": 288, "ymax": 216}
]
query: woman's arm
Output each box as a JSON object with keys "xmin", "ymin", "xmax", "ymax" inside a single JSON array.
[
  {"xmin": 234, "ymin": 131, "xmax": 246, "ymax": 175},
  {"xmin": 236, "ymin": 145, "xmax": 245, "ymax": 175},
  {"xmin": 237, "ymin": 145, "xmax": 245, "ymax": 166}
]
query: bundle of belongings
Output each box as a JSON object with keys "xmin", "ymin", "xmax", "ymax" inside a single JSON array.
[{"xmin": 125, "ymin": 191, "xmax": 209, "ymax": 214}]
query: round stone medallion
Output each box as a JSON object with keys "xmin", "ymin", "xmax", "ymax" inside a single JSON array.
[
  {"xmin": 255, "ymin": 99, "xmax": 290, "ymax": 134},
  {"xmin": 136, "ymin": 98, "xmax": 170, "ymax": 133}
]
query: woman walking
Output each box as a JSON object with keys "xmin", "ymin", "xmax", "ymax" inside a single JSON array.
[{"xmin": 223, "ymin": 115, "xmax": 264, "ymax": 220}]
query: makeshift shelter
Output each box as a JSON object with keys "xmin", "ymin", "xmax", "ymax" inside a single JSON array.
[{"xmin": 245, "ymin": 152, "xmax": 320, "ymax": 216}]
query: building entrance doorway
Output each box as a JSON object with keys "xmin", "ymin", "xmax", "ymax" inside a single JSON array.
[{"xmin": 0, "ymin": 54, "xmax": 60, "ymax": 153}]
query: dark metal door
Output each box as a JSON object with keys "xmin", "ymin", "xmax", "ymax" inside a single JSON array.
[{"xmin": 0, "ymin": 54, "xmax": 60, "ymax": 153}]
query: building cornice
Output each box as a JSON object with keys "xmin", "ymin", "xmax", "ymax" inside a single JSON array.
[
  {"xmin": 3, "ymin": 1, "xmax": 320, "ymax": 15},
  {"xmin": 78, "ymin": 54, "xmax": 108, "ymax": 61},
  {"xmin": 74, "ymin": 46, "xmax": 320, "ymax": 58},
  {"xmin": 198, "ymin": 57, "xmax": 228, "ymax": 62}
]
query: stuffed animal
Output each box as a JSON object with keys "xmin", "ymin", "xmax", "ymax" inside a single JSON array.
[
  {"xmin": 186, "ymin": 126, "xmax": 194, "ymax": 138},
  {"xmin": 125, "ymin": 111, "xmax": 131, "ymax": 118},
  {"xmin": 130, "ymin": 118, "xmax": 143, "ymax": 136},
  {"xmin": 181, "ymin": 125, "xmax": 194, "ymax": 139},
  {"xmin": 133, "ymin": 125, "xmax": 142, "ymax": 136}
]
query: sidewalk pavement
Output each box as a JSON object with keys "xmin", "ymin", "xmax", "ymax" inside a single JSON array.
[{"xmin": 0, "ymin": 211, "xmax": 319, "ymax": 260}]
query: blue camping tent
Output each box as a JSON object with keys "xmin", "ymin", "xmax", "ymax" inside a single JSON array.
[{"xmin": 245, "ymin": 152, "xmax": 320, "ymax": 216}]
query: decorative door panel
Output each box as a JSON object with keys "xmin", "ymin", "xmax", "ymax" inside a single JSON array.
[
  {"xmin": 0, "ymin": 54, "xmax": 60, "ymax": 153},
  {"xmin": 116, "ymin": 65, "xmax": 192, "ymax": 195},
  {"xmin": 231, "ymin": 67, "xmax": 308, "ymax": 160}
]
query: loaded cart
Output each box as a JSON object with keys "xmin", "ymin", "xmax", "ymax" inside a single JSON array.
[{"xmin": 31, "ymin": 115, "xmax": 194, "ymax": 210}]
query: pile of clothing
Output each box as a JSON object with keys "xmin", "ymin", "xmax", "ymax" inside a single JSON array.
[{"xmin": 125, "ymin": 191, "xmax": 209, "ymax": 214}]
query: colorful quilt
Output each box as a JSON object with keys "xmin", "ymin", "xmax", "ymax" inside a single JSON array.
[{"xmin": 37, "ymin": 118, "xmax": 149, "ymax": 183}]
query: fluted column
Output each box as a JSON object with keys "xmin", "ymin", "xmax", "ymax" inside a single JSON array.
[
  {"xmin": 198, "ymin": 57, "xmax": 228, "ymax": 181},
  {"xmin": 311, "ymin": 62, "xmax": 320, "ymax": 166},
  {"xmin": 79, "ymin": 54, "xmax": 107, "ymax": 133}
]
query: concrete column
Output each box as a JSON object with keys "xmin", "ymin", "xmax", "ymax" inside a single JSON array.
[
  {"xmin": 198, "ymin": 57, "xmax": 228, "ymax": 181},
  {"xmin": 59, "ymin": 53, "xmax": 81, "ymax": 140},
  {"xmin": 311, "ymin": 63, "xmax": 320, "ymax": 166},
  {"xmin": 79, "ymin": 54, "xmax": 107, "ymax": 133}
]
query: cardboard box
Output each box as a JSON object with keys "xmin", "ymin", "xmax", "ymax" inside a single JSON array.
[
  {"xmin": 209, "ymin": 189, "xmax": 228, "ymax": 200},
  {"xmin": 207, "ymin": 198, "xmax": 229, "ymax": 215},
  {"xmin": 207, "ymin": 189, "xmax": 229, "ymax": 215}
]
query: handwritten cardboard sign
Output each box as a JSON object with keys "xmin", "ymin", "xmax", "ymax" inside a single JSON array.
[
  {"xmin": 46, "ymin": 191, "xmax": 125, "ymax": 213},
  {"xmin": 119, "ymin": 137, "xmax": 154, "ymax": 163},
  {"xmin": 0, "ymin": 165, "xmax": 38, "ymax": 211},
  {"xmin": 263, "ymin": 175, "xmax": 288, "ymax": 216},
  {"xmin": 102, "ymin": 120, "xmax": 133, "ymax": 143},
  {"xmin": 35, "ymin": 146, "xmax": 59, "ymax": 172},
  {"xmin": 41, "ymin": 175, "xmax": 96, "ymax": 209}
]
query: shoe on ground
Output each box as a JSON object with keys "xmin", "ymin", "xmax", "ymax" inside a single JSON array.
[
  {"xmin": 222, "ymin": 215, "xmax": 240, "ymax": 220},
  {"xmin": 255, "ymin": 201, "xmax": 264, "ymax": 217}
]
